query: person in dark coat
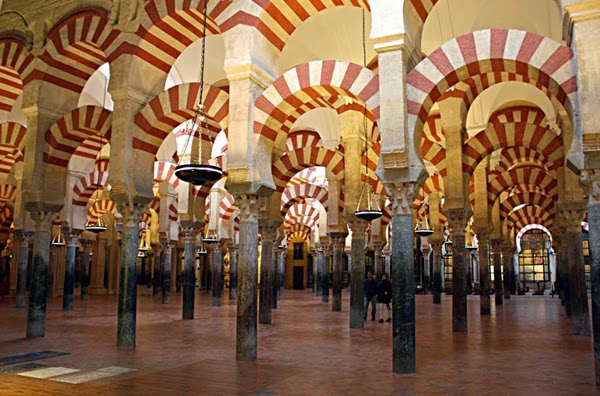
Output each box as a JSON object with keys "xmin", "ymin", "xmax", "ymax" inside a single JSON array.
[
  {"xmin": 377, "ymin": 273, "xmax": 392, "ymax": 323},
  {"xmin": 363, "ymin": 271, "xmax": 378, "ymax": 321}
]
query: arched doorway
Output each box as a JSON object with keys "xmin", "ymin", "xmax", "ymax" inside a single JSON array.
[{"xmin": 517, "ymin": 229, "xmax": 552, "ymax": 291}]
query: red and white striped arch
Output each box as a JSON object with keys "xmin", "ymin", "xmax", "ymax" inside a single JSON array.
[
  {"xmin": 272, "ymin": 147, "xmax": 344, "ymax": 192},
  {"xmin": 413, "ymin": 173, "xmax": 444, "ymax": 209},
  {"xmin": 500, "ymin": 191, "xmax": 556, "ymax": 223},
  {"xmin": 153, "ymin": 161, "xmax": 180, "ymax": 190},
  {"xmin": 286, "ymin": 223, "xmax": 312, "ymax": 238},
  {"xmin": 463, "ymin": 122, "xmax": 564, "ymax": 174},
  {"xmin": 219, "ymin": 194, "xmax": 237, "ymax": 221},
  {"xmin": 489, "ymin": 106, "xmax": 550, "ymax": 128},
  {"xmin": 506, "ymin": 205, "xmax": 553, "ymax": 233},
  {"xmin": 254, "ymin": 60, "xmax": 379, "ymax": 151},
  {"xmin": 86, "ymin": 199, "xmax": 115, "ymax": 223},
  {"xmin": 407, "ymin": 29, "xmax": 577, "ymax": 141},
  {"xmin": 94, "ymin": 157, "xmax": 109, "ymax": 171},
  {"xmin": 45, "ymin": 106, "xmax": 112, "ymax": 167},
  {"xmin": 133, "ymin": 83, "xmax": 229, "ymax": 156},
  {"xmin": 72, "ymin": 170, "xmax": 110, "ymax": 206},
  {"xmin": 288, "ymin": 230, "xmax": 309, "ymax": 241},
  {"xmin": 284, "ymin": 203, "xmax": 319, "ymax": 227},
  {"xmin": 281, "ymin": 182, "xmax": 328, "ymax": 217},
  {"xmin": 0, "ymin": 37, "xmax": 35, "ymax": 113},
  {"xmin": 40, "ymin": 8, "xmax": 118, "ymax": 94},
  {"xmin": 0, "ymin": 122, "xmax": 26, "ymax": 174},
  {"xmin": 487, "ymin": 168, "xmax": 558, "ymax": 207},
  {"xmin": 286, "ymin": 130, "xmax": 322, "ymax": 152},
  {"xmin": 253, "ymin": 0, "xmax": 369, "ymax": 52},
  {"xmin": 495, "ymin": 147, "xmax": 550, "ymax": 173},
  {"xmin": 0, "ymin": 184, "xmax": 16, "ymax": 206},
  {"xmin": 516, "ymin": 224, "xmax": 553, "ymax": 250},
  {"xmin": 286, "ymin": 167, "xmax": 318, "ymax": 188}
]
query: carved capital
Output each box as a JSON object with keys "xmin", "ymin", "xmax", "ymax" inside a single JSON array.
[
  {"xmin": 560, "ymin": 209, "xmax": 585, "ymax": 233},
  {"xmin": 259, "ymin": 224, "xmax": 278, "ymax": 243},
  {"xmin": 80, "ymin": 239, "xmax": 95, "ymax": 253},
  {"xmin": 384, "ymin": 182, "xmax": 419, "ymax": 216},
  {"xmin": 14, "ymin": 230, "xmax": 33, "ymax": 247},
  {"xmin": 30, "ymin": 211, "xmax": 56, "ymax": 233},
  {"xmin": 234, "ymin": 194, "xmax": 259, "ymax": 224},
  {"xmin": 329, "ymin": 233, "xmax": 347, "ymax": 250},
  {"xmin": 347, "ymin": 218, "xmax": 368, "ymax": 240},
  {"xmin": 65, "ymin": 231, "xmax": 82, "ymax": 248},
  {"xmin": 580, "ymin": 170, "xmax": 600, "ymax": 206},
  {"xmin": 117, "ymin": 203, "xmax": 145, "ymax": 228},
  {"xmin": 445, "ymin": 208, "xmax": 473, "ymax": 238},
  {"xmin": 161, "ymin": 240, "xmax": 173, "ymax": 254},
  {"xmin": 181, "ymin": 227, "xmax": 198, "ymax": 244}
]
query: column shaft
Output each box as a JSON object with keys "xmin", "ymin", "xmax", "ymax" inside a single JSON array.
[
  {"xmin": 15, "ymin": 232, "xmax": 31, "ymax": 308},
  {"xmin": 63, "ymin": 242, "xmax": 77, "ymax": 311},
  {"xmin": 80, "ymin": 246, "xmax": 91, "ymax": 300},
  {"xmin": 478, "ymin": 236, "xmax": 491, "ymax": 315},
  {"xmin": 587, "ymin": 198, "xmax": 600, "ymax": 385},
  {"xmin": 258, "ymin": 228, "xmax": 274, "ymax": 324},
  {"xmin": 322, "ymin": 249, "xmax": 330, "ymax": 303},
  {"xmin": 162, "ymin": 242, "xmax": 172, "ymax": 304},
  {"xmin": 182, "ymin": 229, "xmax": 196, "ymax": 320},
  {"xmin": 331, "ymin": 235, "xmax": 345, "ymax": 312},
  {"xmin": 502, "ymin": 246, "xmax": 511, "ymax": 300},
  {"xmin": 211, "ymin": 243, "xmax": 223, "ymax": 307},
  {"xmin": 447, "ymin": 209, "xmax": 470, "ymax": 333},
  {"xmin": 349, "ymin": 220, "xmax": 366, "ymax": 329},
  {"xmin": 153, "ymin": 248, "xmax": 161, "ymax": 296},
  {"xmin": 229, "ymin": 246, "xmax": 237, "ymax": 300},
  {"xmin": 492, "ymin": 242, "xmax": 503, "ymax": 305},
  {"xmin": 432, "ymin": 242, "xmax": 443, "ymax": 304}
]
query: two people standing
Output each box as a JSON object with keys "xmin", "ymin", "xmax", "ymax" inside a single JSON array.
[{"xmin": 363, "ymin": 271, "xmax": 392, "ymax": 323}]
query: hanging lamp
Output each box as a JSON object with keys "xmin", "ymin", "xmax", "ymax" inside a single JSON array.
[
  {"xmin": 174, "ymin": 0, "xmax": 222, "ymax": 186},
  {"xmin": 138, "ymin": 229, "xmax": 149, "ymax": 252},
  {"xmin": 354, "ymin": 9, "xmax": 382, "ymax": 222},
  {"xmin": 202, "ymin": 227, "xmax": 218, "ymax": 244},
  {"xmin": 465, "ymin": 230, "xmax": 477, "ymax": 250},
  {"xmin": 51, "ymin": 222, "xmax": 66, "ymax": 246},
  {"xmin": 415, "ymin": 206, "xmax": 434, "ymax": 237}
]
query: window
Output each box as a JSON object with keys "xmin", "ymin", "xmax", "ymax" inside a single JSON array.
[
  {"xmin": 293, "ymin": 243, "xmax": 304, "ymax": 260},
  {"xmin": 583, "ymin": 230, "xmax": 590, "ymax": 288},
  {"xmin": 443, "ymin": 245, "xmax": 453, "ymax": 284},
  {"xmin": 518, "ymin": 229, "xmax": 551, "ymax": 290}
]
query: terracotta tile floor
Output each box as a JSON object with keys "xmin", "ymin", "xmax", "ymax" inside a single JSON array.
[{"xmin": 0, "ymin": 289, "xmax": 597, "ymax": 395}]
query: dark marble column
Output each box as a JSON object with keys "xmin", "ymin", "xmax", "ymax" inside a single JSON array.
[
  {"xmin": 176, "ymin": 246, "xmax": 182, "ymax": 293},
  {"xmin": 235, "ymin": 195, "xmax": 260, "ymax": 361},
  {"xmin": 386, "ymin": 182, "xmax": 419, "ymax": 374},
  {"xmin": 27, "ymin": 210, "xmax": 56, "ymax": 338},
  {"xmin": 431, "ymin": 240, "xmax": 444, "ymax": 304},
  {"xmin": 271, "ymin": 246, "xmax": 279, "ymax": 309},
  {"xmin": 421, "ymin": 242, "xmax": 431, "ymax": 291},
  {"xmin": 491, "ymin": 240, "xmax": 503, "ymax": 306},
  {"xmin": 321, "ymin": 245, "xmax": 330, "ymax": 303},
  {"xmin": 229, "ymin": 245, "xmax": 238, "ymax": 301},
  {"xmin": 14, "ymin": 231, "xmax": 32, "ymax": 308},
  {"xmin": 161, "ymin": 240, "xmax": 172, "ymax": 304},
  {"xmin": 259, "ymin": 225, "xmax": 276, "ymax": 324},
  {"xmin": 153, "ymin": 244, "xmax": 161, "ymax": 296},
  {"xmin": 374, "ymin": 244, "xmax": 383, "ymax": 281},
  {"xmin": 502, "ymin": 244, "xmax": 512, "ymax": 300},
  {"xmin": 446, "ymin": 209, "xmax": 471, "ymax": 333},
  {"xmin": 181, "ymin": 226, "xmax": 197, "ymax": 320},
  {"xmin": 561, "ymin": 208, "xmax": 591, "ymax": 336},
  {"xmin": 477, "ymin": 232, "xmax": 491, "ymax": 315},
  {"xmin": 80, "ymin": 239, "xmax": 93, "ymax": 300},
  {"xmin": 330, "ymin": 234, "xmax": 346, "ymax": 312},
  {"xmin": 63, "ymin": 231, "xmax": 81, "ymax": 311},
  {"xmin": 348, "ymin": 219, "xmax": 367, "ymax": 329},
  {"xmin": 581, "ymin": 172, "xmax": 600, "ymax": 385},
  {"xmin": 277, "ymin": 247, "xmax": 286, "ymax": 300},
  {"xmin": 210, "ymin": 242, "xmax": 223, "ymax": 307},
  {"xmin": 116, "ymin": 203, "xmax": 144, "ymax": 348}
]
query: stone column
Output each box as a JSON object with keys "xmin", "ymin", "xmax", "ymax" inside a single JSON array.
[
  {"xmin": 152, "ymin": 244, "xmax": 161, "ymax": 296},
  {"xmin": 502, "ymin": 243, "xmax": 512, "ymax": 300},
  {"xmin": 446, "ymin": 209, "xmax": 472, "ymax": 333},
  {"xmin": 491, "ymin": 240, "xmax": 503, "ymax": 306},
  {"xmin": 62, "ymin": 231, "xmax": 81, "ymax": 311},
  {"xmin": 561, "ymin": 208, "xmax": 591, "ymax": 336},
  {"xmin": 229, "ymin": 244, "xmax": 238, "ymax": 301},
  {"xmin": 258, "ymin": 225, "xmax": 276, "ymax": 324},
  {"xmin": 116, "ymin": 203, "xmax": 144, "ymax": 348},
  {"xmin": 330, "ymin": 233, "xmax": 346, "ymax": 312},
  {"xmin": 311, "ymin": 250, "xmax": 318, "ymax": 293},
  {"xmin": 477, "ymin": 232, "xmax": 491, "ymax": 315},
  {"xmin": 321, "ymin": 245, "xmax": 331, "ymax": 303},
  {"xmin": 386, "ymin": 182, "xmax": 419, "ymax": 374},
  {"xmin": 348, "ymin": 218, "xmax": 367, "ymax": 329},
  {"xmin": 235, "ymin": 194, "xmax": 260, "ymax": 361},
  {"xmin": 210, "ymin": 242, "xmax": 224, "ymax": 307},
  {"xmin": 176, "ymin": 246, "xmax": 182, "ymax": 293},
  {"xmin": 277, "ymin": 247, "xmax": 286, "ymax": 300},
  {"xmin": 80, "ymin": 239, "xmax": 94, "ymax": 300},
  {"xmin": 181, "ymin": 226, "xmax": 197, "ymax": 320},
  {"xmin": 431, "ymin": 240, "xmax": 444, "ymax": 304},
  {"xmin": 271, "ymin": 246, "xmax": 279, "ymax": 309},
  {"xmin": 421, "ymin": 242, "xmax": 431, "ymax": 291},
  {"xmin": 374, "ymin": 244, "xmax": 383, "ymax": 280},
  {"xmin": 26, "ymin": 210, "xmax": 56, "ymax": 338},
  {"xmin": 14, "ymin": 231, "xmax": 32, "ymax": 308},
  {"xmin": 161, "ymin": 240, "xmax": 172, "ymax": 304}
]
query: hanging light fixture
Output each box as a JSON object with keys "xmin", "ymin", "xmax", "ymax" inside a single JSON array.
[
  {"xmin": 85, "ymin": 70, "xmax": 108, "ymax": 234},
  {"xmin": 202, "ymin": 227, "xmax": 218, "ymax": 244},
  {"xmin": 51, "ymin": 222, "xmax": 66, "ymax": 246},
  {"xmin": 465, "ymin": 230, "xmax": 477, "ymax": 250},
  {"xmin": 415, "ymin": 205, "xmax": 434, "ymax": 237},
  {"xmin": 138, "ymin": 229, "xmax": 149, "ymax": 252},
  {"xmin": 174, "ymin": 1, "xmax": 222, "ymax": 186},
  {"xmin": 355, "ymin": 9, "xmax": 382, "ymax": 222}
]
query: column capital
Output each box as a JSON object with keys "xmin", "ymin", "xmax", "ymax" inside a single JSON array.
[
  {"xmin": 330, "ymin": 233, "xmax": 347, "ymax": 249},
  {"xmin": 29, "ymin": 211, "xmax": 56, "ymax": 233},
  {"xmin": 258, "ymin": 223, "xmax": 278, "ymax": 242},
  {"xmin": 347, "ymin": 218, "xmax": 368, "ymax": 240},
  {"xmin": 580, "ymin": 170, "xmax": 600, "ymax": 207},
  {"xmin": 79, "ymin": 238, "xmax": 95, "ymax": 252},
  {"xmin": 234, "ymin": 194, "xmax": 260, "ymax": 224},
  {"xmin": 384, "ymin": 182, "xmax": 420, "ymax": 216},
  {"xmin": 564, "ymin": 1, "xmax": 600, "ymax": 46},
  {"xmin": 445, "ymin": 208, "xmax": 473, "ymax": 238},
  {"xmin": 559, "ymin": 207, "xmax": 586, "ymax": 233},
  {"xmin": 116, "ymin": 203, "xmax": 145, "ymax": 228},
  {"xmin": 181, "ymin": 227, "xmax": 198, "ymax": 244},
  {"xmin": 65, "ymin": 230, "xmax": 82, "ymax": 247}
]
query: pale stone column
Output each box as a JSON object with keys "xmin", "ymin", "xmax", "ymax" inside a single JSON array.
[
  {"xmin": 234, "ymin": 194, "xmax": 260, "ymax": 361},
  {"xmin": 26, "ymin": 211, "xmax": 56, "ymax": 338},
  {"xmin": 446, "ymin": 209, "xmax": 472, "ymax": 333},
  {"xmin": 79, "ymin": 239, "xmax": 94, "ymax": 300},
  {"xmin": 161, "ymin": 240, "xmax": 173, "ymax": 304},
  {"xmin": 229, "ymin": 244, "xmax": 238, "ymax": 301},
  {"xmin": 315, "ymin": 249, "xmax": 322, "ymax": 295},
  {"xmin": 476, "ymin": 231, "xmax": 491, "ymax": 315},
  {"xmin": 502, "ymin": 243, "xmax": 512, "ymax": 300},
  {"xmin": 561, "ymin": 208, "xmax": 591, "ymax": 336},
  {"xmin": 152, "ymin": 243, "xmax": 162, "ymax": 296},
  {"xmin": 491, "ymin": 240, "xmax": 503, "ymax": 306},
  {"xmin": 321, "ymin": 245, "xmax": 331, "ymax": 303},
  {"xmin": 374, "ymin": 244, "xmax": 383, "ymax": 281},
  {"xmin": 181, "ymin": 225, "xmax": 198, "ymax": 320},
  {"xmin": 431, "ymin": 239, "xmax": 444, "ymax": 304},
  {"xmin": 421, "ymin": 242, "xmax": 431, "ymax": 291},
  {"xmin": 116, "ymin": 203, "xmax": 144, "ymax": 348},
  {"xmin": 330, "ymin": 234, "xmax": 346, "ymax": 312},
  {"xmin": 347, "ymin": 218, "xmax": 367, "ymax": 329},
  {"xmin": 259, "ymin": 225, "xmax": 276, "ymax": 324},
  {"xmin": 210, "ymin": 242, "xmax": 224, "ymax": 307},
  {"xmin": 14, "ymin": 231, "xmax": 32, "ymax": 308}
]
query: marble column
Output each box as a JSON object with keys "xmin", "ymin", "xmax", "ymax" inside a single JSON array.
[
  {"xmin": 321, "ymin": 246, "xmax": 330, "ymax": 303},
  {"xmin": 421, "ymin": 242, "xmax": 431, "ymax": 291},
  {"xmin": 235, "ymin": 195, "xmax": 260, "ymax": 361},
  {"xmin": 386, "ymin": 182, "xmax": 419, "ymax": 374},
  {"xmin": 80, "ymin": 239, "xmax": 93, "ymax": 300},
  {"xmin": 580, "ymin": 171, "xmax": 600, "ymax": 384},
  {"xmin": 491, "ymin": 240, "xmax": 503, "ymax": 306},
  {"xmin": 181, "ymin": 226, "xmax": 197, "ymax": 320},
  {"xmin": 62, "ymin": 232, "xmax": 80, "ymax": 311},
  {"xmin": 562, "ymin": 209, "xmax": 591, "ymax": 336},
  {"xmin": 27, "ymin": 211, "xmax": 56, "ymax": 338},
  {"xmin": 348, "ymin": 218, "xmax": 367, "ymax": 329},
  {"xmin": 330, "ymin": 234, "xmax": 346, "ymax": 312},
  {"xmin": 446, "ymin": 209, "xmax": 471, "ymax": 333},
  {"xmin": 176, "ymin": 246, "xmax": 183, "ymax": 293},
  {"xmin": 161, "ymin": 240, "xmax": 172, "ymax": 304},
  {"xmin": 229, "ymin": 245, "xmax": 238, "ymax": 301},
  {"xmin": 502, "ymin": 244, "xmax": 512, "ymax": 300},
  {"xmin": 477, "ymin": 232, "xmax": 491, "ymax": 315},
  {"xmin": 210, "ymin": 242, "xmax": 223, "ymax": 307},
  {"xmin": 14, "ymin": 231, "xmax": 32, "ymax": 308},
  {"xmin": 259, "ymin": 225, "xmax": 276, "ymax": 324},
  {"xmin": 153, "ymin": 244, "xmax": 161, "ymax": 296},
  {"xmin": 312, "ymin": 250, "xmax": 318, "ymax": 293},
  {"xmin": 374, "ymin": 244, "xmax": 383, "ymax": 281},
  {"xmin": 431, "ymin": 240, "xmax": 444, "ymax": 304},
  {"xmin": 277, "ymin": 247, "xmax": 285, "ymax": 301},
  {"xmin": 271, "ymin": 246, "xmax": 278, "ymax": 309},
  {"xmin": 116, "ymin": 203, "xmax": 144, "ymax": 348},
  {"xmin": 315, "ymin": 249, "xmax": 323, "ymax": 295}
]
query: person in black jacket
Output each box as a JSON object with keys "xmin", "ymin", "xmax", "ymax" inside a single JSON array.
[
  {"xmin": 363, "ymin": 271, "xmax": 378, "ymax": 321},
  {"xmin": 377, "ymin": 273, "xmax": 392, "ymax": 323}
]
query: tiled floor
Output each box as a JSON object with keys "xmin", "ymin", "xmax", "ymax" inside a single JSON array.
[{"xmin": 0, "ymin": 289, "xmax": 597, "ymax": 395}]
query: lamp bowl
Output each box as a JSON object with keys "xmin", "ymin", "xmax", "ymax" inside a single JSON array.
[
  {"xmin": 175, "ymin": 164, "xmax": 223, "ymax": 186},
  {"xmin": 355, "ymin": 209, "xmax": 382, "ymax": 222}
]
